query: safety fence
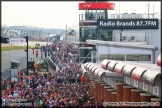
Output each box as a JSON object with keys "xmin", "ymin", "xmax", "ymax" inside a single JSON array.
[{"xmin": 1, "ymin": 56, "xmax": 27, "ymax": 90}]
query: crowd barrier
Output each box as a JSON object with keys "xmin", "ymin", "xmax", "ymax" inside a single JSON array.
[{"xmin": 47, "ymin": 58, "xmax": 56, "ymax": 71}]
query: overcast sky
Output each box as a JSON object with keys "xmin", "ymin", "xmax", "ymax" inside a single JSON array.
[{"xmin": 2, "ymin": 1, "xmax": 161, "ymax": 29}]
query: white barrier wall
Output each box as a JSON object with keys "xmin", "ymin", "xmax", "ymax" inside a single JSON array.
[{"xmin": 2, "ymin": 41, "xmax": 52, "ymax": 47}]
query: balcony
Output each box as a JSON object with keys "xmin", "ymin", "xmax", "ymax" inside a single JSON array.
[
  {"xmin": 80, "ymin": 36, "xmax": 112, "ymax": 42},
  {"xmin": 79, "ymin": 13, "xmax": 161, "ymax": 21}
]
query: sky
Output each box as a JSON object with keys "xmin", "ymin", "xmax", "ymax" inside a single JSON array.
[{"xmin": 2, "ymin": 1, "xmax": 161, "ymax": 29}]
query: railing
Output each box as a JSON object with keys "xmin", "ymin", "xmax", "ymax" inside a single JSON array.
[
  {"xmin": 48, "ymin": 58, "xmax": 56, "ymax": 71},
  {"xmin": 79, "ymin": 13, "xmax": 161, "ymax": 21}
]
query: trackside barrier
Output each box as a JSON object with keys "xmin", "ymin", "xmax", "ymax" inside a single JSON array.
[
  {"xmin": 48, "ymin": 58, "xmax": 56, "ymax": 71},
  {"xmin": 1, "ymin": 56, "xmax": 27, "ymax": 90}
]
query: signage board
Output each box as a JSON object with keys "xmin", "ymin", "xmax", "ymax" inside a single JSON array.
[
  {"xmin": 28, "ymin": 61, "xmax": 35, "ymax": 69},
  {"xmin": 79, "ymin": 2, "xmax": 114, "ymax": 10},
  {"xmin": 85, "ymin": 0, "xmax": 109, "ymax": 2},
  {"xmin": 97, "ymin": 19, "xmax": 159, "ymax": 29},
  {"xmin": 79, "ymin": 22, "xmax": 97, "ymax": 26},
  {"xmin": 9, "ymin": 38, "xmax": 26, "ymax": 43}
]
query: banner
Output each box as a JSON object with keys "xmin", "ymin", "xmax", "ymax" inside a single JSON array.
[
  {"xmin": 97, "ymin": 19, "xmax": 159, "ymax": 29},
  {"xmin": 9, "ymin": 38, "xmax": 26, "ymax": 43},
  {"xmin": 79, "ymin": 2, "xmax": 114, "ymax": 10}
]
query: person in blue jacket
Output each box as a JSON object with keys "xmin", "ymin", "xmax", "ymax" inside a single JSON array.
[{"xmin": 26, "ymin": 78, "xmax": 29, "ymax": 84}]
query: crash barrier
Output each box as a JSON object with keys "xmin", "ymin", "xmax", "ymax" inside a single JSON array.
[
  {"xmin": 47, "ymin": 58, "xmax": 56, "ymax": 71},
  {"xmin": 82, "ymin": 59, "xmax": 161, "ymax": 103},
  {"xmin": 1, "ymin": 56, "xmax": 27, "ymax": 90}
]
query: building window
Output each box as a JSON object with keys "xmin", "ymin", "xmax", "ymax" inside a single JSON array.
[
  {"xmin": 139, "ymin": 54, "xmax": 151, "ymax": 61},
  {"xmin": 112, "ymin": 54, "xmax": 125, "ymax": 61},
  {"xmin": 81, "ymin": 27, "xmax": 84, "ymax": 38},
  {"xmin": 100, "ymin": 54, "xmax": 112, "ymax": 61},
  {"xmin": 80, "ymin": 49, "xmax": 92, "ymax": 58},
  {"xmin": 97, "ymin": 29, "xmax": 112, "ymax": 41},
  {"xmin": 92, "ymin": 28, "xmax": 97, "ymax": 39},
  {"xmin": 84, "ymin": 28, "xmax": 88, "ymax": 38},
  {"xmin": 126, "ymin": 54, "xmax": 139, "ymax": 61},
  {"xmin": 92, "ymin": 51, "xmax": 96, "ymax": 63},
  {"xmin": 126, "ymin": 54, "xmax": 151, "ymax": 61},
  {"xmin": 100, "ymin": 54, "xmax": 125, "ymax": 61},
  {"xmin": 80, "ymin": 57, "xmax": 91, "ymax": 63}
]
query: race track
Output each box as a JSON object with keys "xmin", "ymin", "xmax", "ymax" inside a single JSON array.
[{"xmin": 1, "ymin": 41, "xmax": 53, "ymax": 71}]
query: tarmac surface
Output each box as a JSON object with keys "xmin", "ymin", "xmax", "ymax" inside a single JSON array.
[{"xmin": 1, "ymin": 49, "xmax": 59, "ymax": 72}]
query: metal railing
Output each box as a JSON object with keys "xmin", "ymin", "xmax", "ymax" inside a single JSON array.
[
  {"xmin": 79, "ymin": 13, "xmax": 161, "ymax": 21},
  {"xmin": 48, "ymin": 58, "xmax": 56, "ymax": 71}
]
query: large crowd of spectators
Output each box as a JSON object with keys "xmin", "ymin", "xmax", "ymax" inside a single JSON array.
[{"xmin": 1, "ymin": 42, "xmax": 103, "ymax": 107}]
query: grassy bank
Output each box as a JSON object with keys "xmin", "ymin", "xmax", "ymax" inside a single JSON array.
[{"xmin": 1, "ymin": 46, "xmax": 32, "ymax": 51}]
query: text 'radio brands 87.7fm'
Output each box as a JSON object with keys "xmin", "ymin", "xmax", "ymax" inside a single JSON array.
[{"xmin": 97, "ymin": 19, "xmax": 159, "ymax": 29}]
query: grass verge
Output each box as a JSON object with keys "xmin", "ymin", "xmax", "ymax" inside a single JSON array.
[{"xmin": 1, "ymin": 46, "xmax": 32, "ymax": 51}]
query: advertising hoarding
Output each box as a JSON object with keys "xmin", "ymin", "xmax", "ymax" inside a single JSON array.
[
  {"xmin": 97, "ymin": 19, "xmax": 159, "ymax": 29},
  {"xmin": 9, "ymin": 38, "xmax": 26, "ymax": 43}
]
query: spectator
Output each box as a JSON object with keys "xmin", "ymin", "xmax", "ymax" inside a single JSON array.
[{"xmin": 2, "ymin": 42, "xmax": 96, "ymax": 107}]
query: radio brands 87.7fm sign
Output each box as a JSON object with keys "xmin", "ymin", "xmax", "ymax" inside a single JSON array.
[{"xmin": 97, "ymin": 19, "xmax": 159, "ymax": 29}]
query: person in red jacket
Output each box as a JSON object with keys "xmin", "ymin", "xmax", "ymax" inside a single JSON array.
[{"xmin": 80, "ymin": 75, "xmax": 85, "ymax": 82}]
